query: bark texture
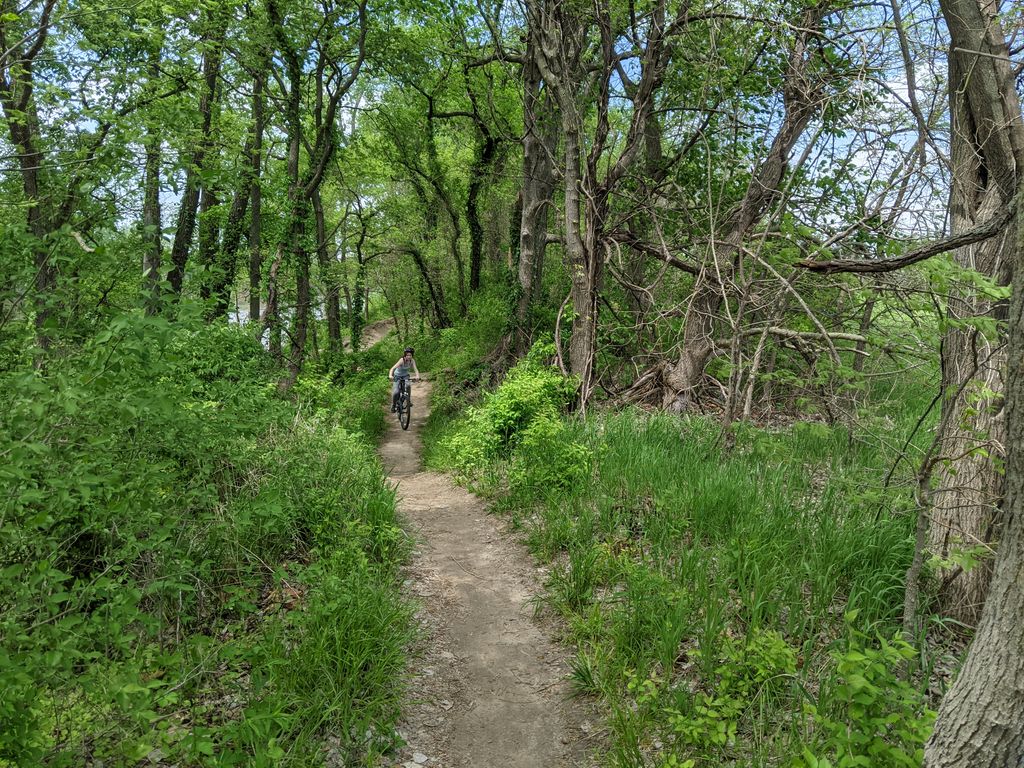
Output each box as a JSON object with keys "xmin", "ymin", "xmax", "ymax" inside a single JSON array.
[
  {"xmin": 515, "ymin": 40, "xmax": 557, "ymax": 353},
  {"xmin": 168, "ymin": 17, "xmax": 225, "ymax": 296},
  {"xmin": 529, "ymin": 0, "xmax": 668, "ymax": 402},
  {"xmin": 924, "ymin": 197, "xmax": 1024, "ymax": 768},
  {"xmin": 927, "ymin": 0, "xmax": 1023, "ymax": 624}
]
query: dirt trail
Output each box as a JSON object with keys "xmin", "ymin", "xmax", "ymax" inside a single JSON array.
[
  {"xmin": 380, "ymin": 382, "xmax": 598, "ymax": 768},
  {"xmin": 344, "ymin": 319, "xmax": 395, "ymax": 351}
]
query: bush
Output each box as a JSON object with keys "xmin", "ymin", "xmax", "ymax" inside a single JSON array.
[
  {"xmin": 510, "ymin": 413, "xmax": 592, "ymax": 493},
  {"xmin": 802, "ymin": 631, "xmax": 935, "ymax": 768},
  {"xmin": 436, "ymin": 341, "xmax": 577, "ymax": 483},
  {"xmin": 0, "ymin": 312, "xmax": 410, "ymax": 766},
  {"xmin": 664, "ymin": 629, "xmax": 798, "ymax": 755}
]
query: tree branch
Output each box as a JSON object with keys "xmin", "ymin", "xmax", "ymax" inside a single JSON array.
[{"xmin": 797, "ymin": 200, "xmax": 1016, "ymax": 275}]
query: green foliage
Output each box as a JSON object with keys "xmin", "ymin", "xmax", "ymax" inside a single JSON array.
[
  {"xmin": 802, "ymin": 631, "xmax": 935, "ymax": 768},
  {"xmin": 509, "ymin": 413, "xmax": 592, "ymax": 493},
  {"xmin": 663, "ymin": 630, "xmax": 797, "ymax": 756},
  {"xmin": 426, "ymin": 316, "xmax": 935, "ymax": 768},
  {"xmin": 0, "ymin": 313, "xmax": 410, "ymax": 766},
  {"xmin": 434, "ymin": 339, "xmax": 578, "ymax": 485}
]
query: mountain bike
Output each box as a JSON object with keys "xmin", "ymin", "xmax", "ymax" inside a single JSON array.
[{"xmin": 395, "ymin": 377, "xmax": 412, "ymax": 430}]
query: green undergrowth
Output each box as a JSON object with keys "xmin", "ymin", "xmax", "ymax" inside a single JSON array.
[
  {"xmin": 424, "ymin": 341, "xmax": 937, "ymax": 767},
  {"xmin": 1, "ymin": 313, "xmax": 411, "ymax": 766}
]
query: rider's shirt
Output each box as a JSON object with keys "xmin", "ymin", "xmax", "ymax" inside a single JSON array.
[{"xmin": 394, "ymin": 358, "xmax": 414, "ymax": 379}]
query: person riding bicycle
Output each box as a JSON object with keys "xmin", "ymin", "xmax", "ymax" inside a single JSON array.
[{"xmin": 389, "ymin": 347, "xmax": 421, "ymax": 412}]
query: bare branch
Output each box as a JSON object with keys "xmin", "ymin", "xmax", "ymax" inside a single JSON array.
[{"xmin": 797, "ymin": 199, "xmax": 1016, "ymax": 274}]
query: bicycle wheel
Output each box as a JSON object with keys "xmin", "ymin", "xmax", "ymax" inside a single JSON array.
[{"xmin": 400, "ymin": 397, "xmax": 411, "ymax": 430}]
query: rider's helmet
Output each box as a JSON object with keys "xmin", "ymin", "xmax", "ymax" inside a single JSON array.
[{"xmin": 404, "ymin": 347, "xmax": 414, "ymax": 355}]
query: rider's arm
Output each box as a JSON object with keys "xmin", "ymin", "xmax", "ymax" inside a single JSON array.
[
  {"xmin": 412, "ymin": 358, "xmax": 421, "ymax": 379},
  {"xmin": 388, "ymin": 360, "xmax": 399, "ymax": 378}
]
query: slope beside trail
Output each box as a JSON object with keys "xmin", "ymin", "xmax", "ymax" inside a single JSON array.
[{"xmin": 380, "ymin": 381, "xmax": 599, "ymax": 767}]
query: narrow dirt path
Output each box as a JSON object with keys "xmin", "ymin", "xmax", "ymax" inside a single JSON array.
[
  {"xmin": 342, "ymin": 318, "xmax": 396, "ymax": 352},
  {"xmin": 380, "ymin": 382, "xmax": 599, "ymax": 768}
]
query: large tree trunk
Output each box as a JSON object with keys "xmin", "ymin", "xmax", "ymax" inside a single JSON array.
[
  {"xmin": 924, "ymin": 193, "xmax": 1024, "ymax": 768},
  {"xmin": 563, "ymin": 119, "xmax": 597, "ymax": 389},
  {"xmin": 925, "ymin": 0, "xmax": 1024, "ymax": 625},
  {"xmin": 515, "ymin": 45, "xmax": 557, "ymax": 353}
]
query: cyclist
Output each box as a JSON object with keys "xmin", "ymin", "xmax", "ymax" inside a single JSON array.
[{"xmin": 389, "ymin": 346, "xmax": 421, "ymax": 412}]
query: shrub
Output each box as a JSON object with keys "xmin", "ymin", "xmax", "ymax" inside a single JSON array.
[
  {"xmin": 436, "ymin": 341, "xmax": 577, "ymax": 481},
  {"xmin": 663, "ymin": 629, "xmax": 798, "ymax": 755},
  {"xmin": 510, "ymin": 413, "xmax": 592, "ymax": 493},
  {"xmin": 0, "ymin": 312, "xmax": 410, "ymax": 766},
  {"xmin": 802, "ymin": 631, "xmax": 935, "ymax": 768}
]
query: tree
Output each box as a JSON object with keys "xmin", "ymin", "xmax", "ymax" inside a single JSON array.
[
  {"xmin": 265, "ymin": 0, "xmax": 367, "ymax": 381},
  {"xmin": 662, "ymin": 3, "xmax": 829, "ymax": 411},
  {"xmin": 923, "ymin": 0, "xmax": 1024, "ymax": 624},
  {"xmin": 167, "ymin": 1, "xmax": 229, "ymax": 297},
  {"xmin": 924, "ymin": 192, "xmax": 1024, "ymax": 768}
]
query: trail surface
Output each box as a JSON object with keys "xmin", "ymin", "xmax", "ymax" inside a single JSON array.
[
  {"xmin": 380, "ymin": 382, "xmax": 598, "ymax": 767},
  {"xmin": 347, "ymin": 318, "xmax": 395, "ymax": 351}
]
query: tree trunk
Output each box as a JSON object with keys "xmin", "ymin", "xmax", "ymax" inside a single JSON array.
[
  {"xmin": 142, "ymin": 128, "xmax": 163, "ymax": 315},
  {"xmin": 515, "ymin": 45, "xmax": 557, "ymax": 353},
  {"xmin": 290, "ymin": 228, "xmax": 310, "ymax": 379},
  {"xmin": 142, "ymin": 43, "xmax": 163, "ymax": 315},
  {"xmin": 563, "ymin": 120, "xmax": 597, "ymax": 392},
  {"xmin": 424, "ymin": 106, "xmax": 467, "ymax": 314},
  {"xmin": 312, "ymin": 188, "xmax": 341, "ymax": 353},
  {"xmin": 248, "ymin": 72, "xmax": 265, "ymax": 325},
  {"xmin": 467, "ymin": 131, "xmax": 496, "ymax": 293},
  {"xmin": 349, "ymin": 206, "xmax": 369, "ymax": 351},
  {"xmin": 204, "ymin": 173, "xmax": 249, "ymax": 319},
  {"xmin": 851, "ymin": 291, "xmax": 875, "ymax": 374},
  {"xmin": 407, "ymin": 247, "xmax": 451, "ymax": 328},
  {"xmin": 168, "ymin": 20, "xmax": 225, "ymax": 297},
  {"xmin": 1, "ymin": 65, "xmax": 55, "ymax": 349},
  {"xmin": 664, "ymin": 5, "xmax": 825, "ymax": 410},
  {"xmin": 284, "ymin": 142, "xmax": 309, "ymax": 382},
  {"xmin": 196, "ymin": 187, "xmax": 221, "ymax": 304},
  {"xmin": 351, "ymin": 256, "xmax": 366, "ymax": 351},
  {"xmin": 924, "ymin": 194, "xmax": 1024, "ymax": 768},
  {"xmin": 262, "ymin": 246, "xmax": 283, "ymax": 363},
  {"xmin": 926, "ymin": 0, "xmax": 1023, "ymax": 625}
]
